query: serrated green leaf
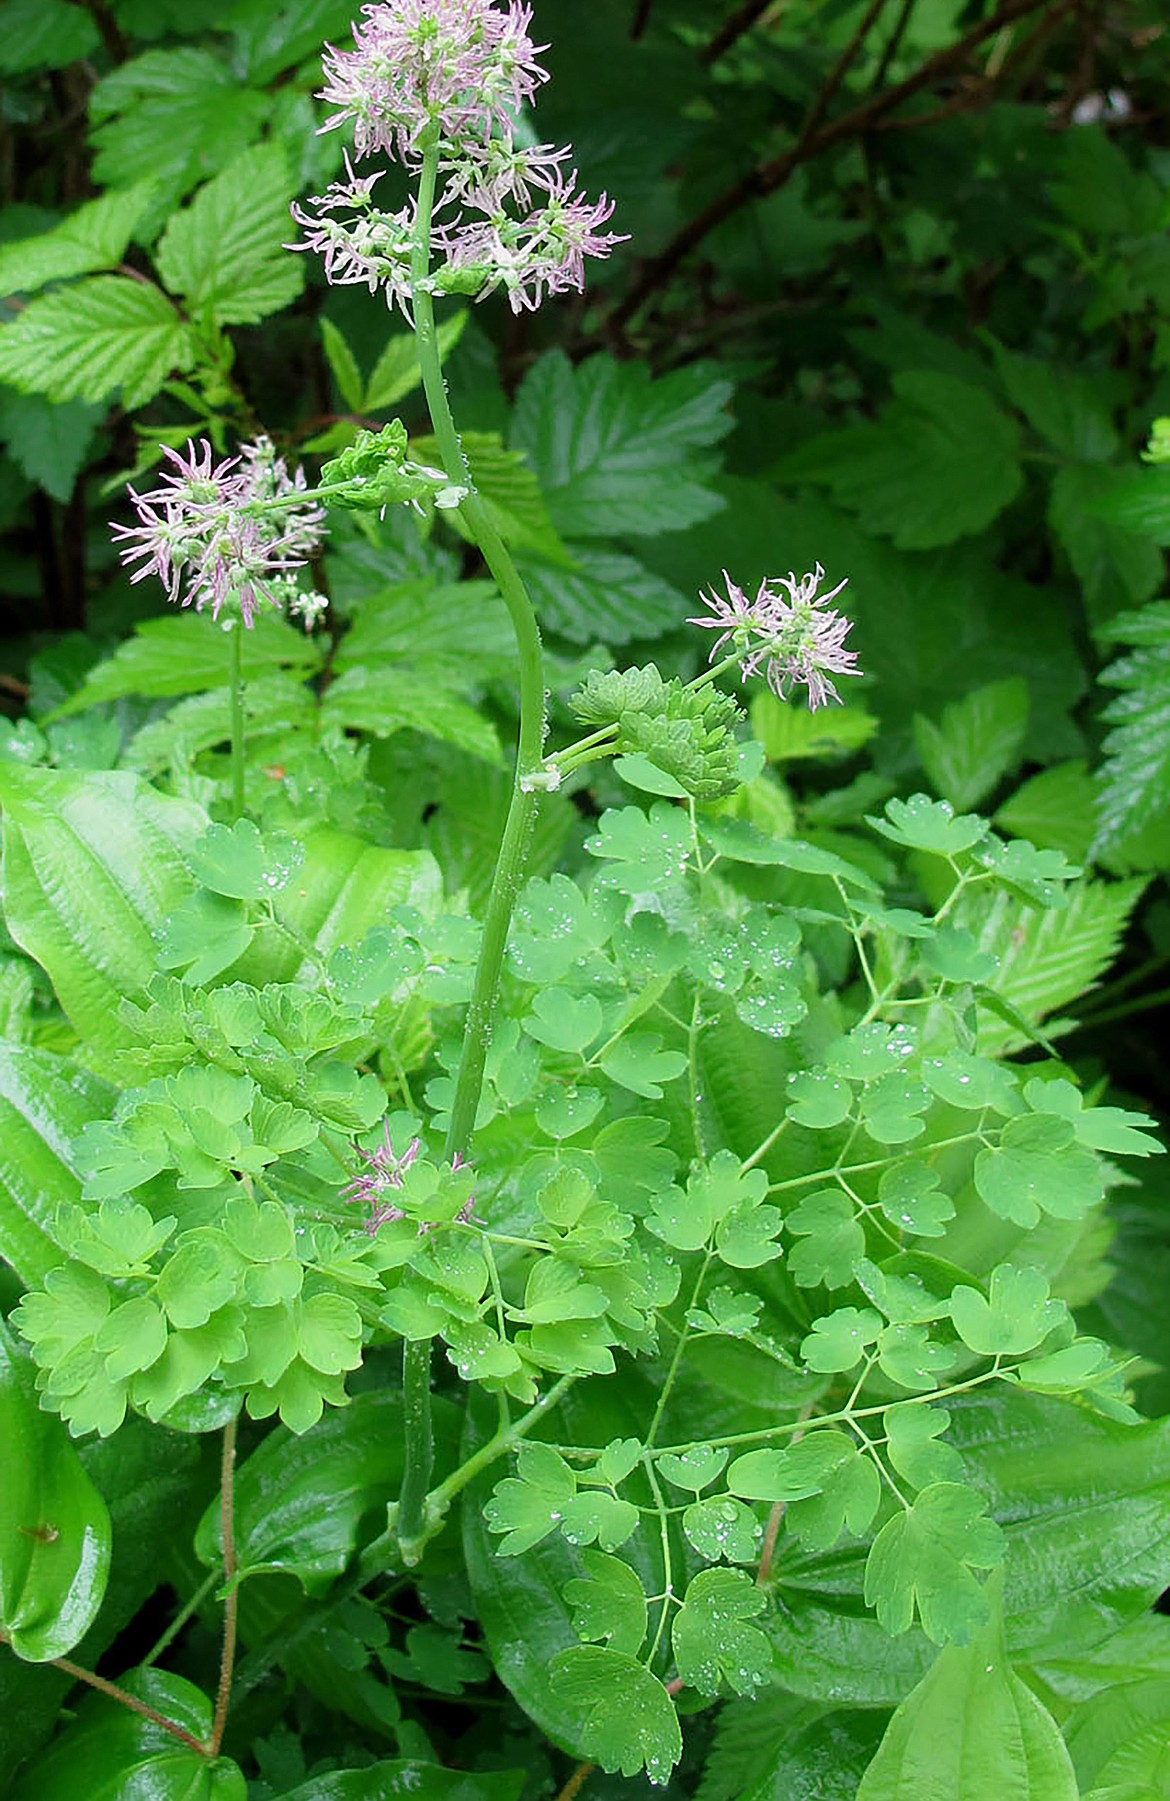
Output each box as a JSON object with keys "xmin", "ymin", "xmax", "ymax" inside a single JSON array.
[
  {"xmin": 0, "ymin": 0, "xmax": 99, "ymax": 72},
  {"xmin": 995, "ymin": 762, "xmax": 1098, "ymax": 863},
  {"xmin": 320, "ymin": 665, "xmax": 503, "ymax": 766},
  {"xmin": 0, "ymin": 392, "xmax": 103, "ymax": 503},
  {"xmin": 0, "ymin": 277, "xmax": 195, "ymax": 409},
  {"xmin": 1094, "ymin": 609, "xmax": 1170, "ymax": 847},
  {"xmin": 52, "ymin": 612, "xmax": 322, "ymax": 718},
  {"xmin": 516, "ymin": 543, "xmax": 690, "ymax": 645},
  {"xmin": 512, "ymin": 350, "xmax": 731, "ymax": 539},
  {"xmin": 547, "ymin": 1646, "xmax": 682, "ymax": 1782},
  {"xmin": 785, "ymin": 372, "xmax": 1022, "ymax": 550},
  {"xmin": 968, "ymin": 875, "xmax": 1144, "ymax": 1055},
  {"xmin": 914, "ymin": 679, "xmax": 1029, "ymax": 811},
  {"xmin": 0, "ymin": 181, "xmax": 159, "ymax": 300},
  {"xmin": 89, "ymin": 47, "xmax": 269, "ymax": 197},
  {"xmin": 155, "ymin": 143, "xmax": 302, "ymax": 325}
]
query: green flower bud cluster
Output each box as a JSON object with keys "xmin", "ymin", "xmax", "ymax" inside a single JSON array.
[{"xmin": 570, "ymin": 663, "xmax": 744, "ymax": 799}]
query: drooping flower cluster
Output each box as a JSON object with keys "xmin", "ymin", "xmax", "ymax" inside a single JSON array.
[
  {"xmin": 290, "ymin": 0, "xmax": 625, "ymax": 315},
  {"xmin": 689, "ymin": 564, "xmax": 860, "ymax": 710},
  {"xmin": 111, "ymin": 438, "xmax": 326, "ymax": 629}
]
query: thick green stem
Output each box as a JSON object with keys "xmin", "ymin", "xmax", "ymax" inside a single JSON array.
[
  {"xmin": 227, "ymin": 619, "xmax": 245, "ymax": 821},
  {"xmin": 392, "ymin": 142, "xmax": 548, "ymax": 1558},
  {"xmin": 410, "ymin": 143, "xmax": 546, "ymax": 1162},
  {"xmin": 394, "ymin": 1336, "xmax": 435, "ymax": 1563}
]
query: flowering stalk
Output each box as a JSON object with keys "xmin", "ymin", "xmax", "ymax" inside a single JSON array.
[{"xmin": 395, "ymin": 133, "xmax": 550, "ymax": 1561}]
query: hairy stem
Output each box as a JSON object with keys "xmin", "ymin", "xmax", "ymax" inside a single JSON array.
[{"xmin": 209, "ymin": 1415, "xmax": 239, "ymax": 1757}]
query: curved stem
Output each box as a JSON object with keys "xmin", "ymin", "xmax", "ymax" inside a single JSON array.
[{"xmin": 410, "ymin": 144, "xmax": 546, "ymax": 1165}]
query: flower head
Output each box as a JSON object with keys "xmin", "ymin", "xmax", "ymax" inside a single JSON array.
[
  {"xmin": 343, "ymin": 1124, "xmax": 423, "ymax": 1233},
  {"xmin": 298, "ymin": 0, "xmax": 625, "ymax": 316},
  {"xmin": 319, "ymin": 0, "xmax": 547, "ymax": 163},
  {"xmin": 689, "ymin": 562, "xmax": 860, "ymax": 710},
  {"xmin": 111, "ymin": 437, "xmax": 325, "ymax": 628}
]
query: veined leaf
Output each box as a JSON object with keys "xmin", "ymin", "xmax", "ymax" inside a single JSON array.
[
  {"xmin": 0, "ymin": 277, "xmax": 195, "ymax": 410},
  {"xmin": 0, "ymin": 765, "xmax": 204, "ymax": 1069},
  {"xmin": 0, "ymin": 181, "xmax": 159, "ymax": 299},
  {"xmin": 856, "ymin": 1582, "xmax": 1076, "ymax": 1801},
  {"xmin": 0, "ymin": 1045, "xmax": 113, "ymax": 1288},
  {"xmin": 52, "ymin": 611, "xmax": 322, "ymax": 717},
  {"xmin": 0, "ymin": 393, "xmax": 103, "ymax": 504},
  {"xmin": 88, "ymin": 47, "xmax": 269, "ymax": 197},
  {"xmin": 364, "ymin": 308, "xmax": 467, "ymax": 411},
  {"xmin": 0, "ymin": 1317, "xmax": 111, "ymax": 1662},
  {"xmin": 321, "ymin": 666, "xmax": 503, "ymax": 765},
  {"xmin": 515, "ymin": 544, "xmax": 691, "ymax": 645},
  {"xmin": 965, "ymin": 876, "xmax": 1144, "ymax": 1054},
  {"xmin": 511, "ymin": 349, "xmax": 732, "ymax": 539},
  {"xmin": 1094, "ymin": 604, "xmax": 1170, "ymax": 847},
  {"xmin": 0, "ymin": 0, "xmax": 98, "ymax": 72},
  {"xmin": 413, "ymin": 430, "xmax": 568, "ymax": 564},
  {"xmin": 784, "ymin": 372, "xmax": 1023, "ymax": 550},
  {"xmin": 913, "ymin": 679, "xmax": 1028, "ymax": 811},
  {"xmin": 155, "ymin": 143, "xmax": 302, "ymax": 326}
]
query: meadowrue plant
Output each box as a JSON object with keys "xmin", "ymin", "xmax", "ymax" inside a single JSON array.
[{"xmin": 0, "ymin": 4, "xmax": 1167, "ymax": 1800}]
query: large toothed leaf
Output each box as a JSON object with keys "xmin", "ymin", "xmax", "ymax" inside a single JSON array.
[
  {"xmin": 0, "ymin": 180, "xmax": 159, "ymax": 299},
  {"xmin": 0, "ymin": 277, "xmax": 195, "ymax": 410},
  {"xmin": 155, "ymin": 143, "xmax": 303, "ymax": 326},
  {"xmin": 511, "ymin": 350, "xmax": 732, "ymax": 539}
]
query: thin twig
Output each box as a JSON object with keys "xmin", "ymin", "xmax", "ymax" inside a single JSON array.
[
  {"xmin": 630, "ymin": 0, "xmax": 654, "ymax": 40},
  {"xmin": 606, "ymin": 0, "xmax": 1063, "ymax": 332},
  {"xmin": 47, "ymin": 1656, "xmax": 207, "ymax": 1756},
  {"xmin": 794, "ymin": 0, "xmax": 891, "ymax": 152},
  {"xmin": 870, "ymin": 0, "xmax": 918, "ymax": 89},
  {"xmin": 555, "ymin": 1761, "xmax": 596, "ymax": 1801},
  {"xmin": 702, "ymin": 0, "xmax": 776, "ymax": 66},
  {"xmin": 209, "ymin": 1416, "xmax": 240, "ymax": 1758}
]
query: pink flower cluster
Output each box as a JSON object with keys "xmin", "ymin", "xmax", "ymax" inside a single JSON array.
[
  {"xmin": 343, "ymin": 1125, "xmax": 475, "ymax": 1235},
  {"xmin": 291, "ymin": 0, "xmax": 625, "ymax": 315},
  {"xmin": 111, "ymin": 438, "xmax": 325, "ymax": 628},
  {"xmin": 689, "ymin": 564, "xmax": 860, "ymax": 710}
]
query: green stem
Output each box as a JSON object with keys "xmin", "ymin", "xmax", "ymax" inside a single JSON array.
[
  {"xmin": 394, "ymin": 1337, "xmax": 435, "ymax": 1564},
  {"xmin": 227, "ymin": 619, "xmax": 245, "ymax": 821},
  {"xmin": 410, "ymin": 139, "xmax": 547, "ymax": 1165}
]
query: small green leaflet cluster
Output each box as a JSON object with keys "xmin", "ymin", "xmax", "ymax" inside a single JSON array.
[{"xmin": 468, "ymin": 789, "xmax": 1161, "ymax": 1783}]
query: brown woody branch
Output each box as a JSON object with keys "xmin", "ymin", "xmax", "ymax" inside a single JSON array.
[
  {"xmin": 605, "ymin": 0, "xmax": 1066, "ymax": 334},
  {"xmin": 702, "ymin": 0, "xmax": 777, "ymax": 66}
]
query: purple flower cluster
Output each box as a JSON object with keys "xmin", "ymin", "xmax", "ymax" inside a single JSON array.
[
  {"xmin": 343, "ymin": 1125, "xmax": 424, "ymax": 1233},
  {"xmin": 318, "ymin": 0, "xmax": 547, "ymax": 164},
  {"xmin": 343, "ymin": 1126, "xmax": 475, "ymax": 1235},
  {"xmin": 111, "ymin": 438, "xmax": 325, "ymax": 628},
  {"xmin": 690, "ymin": 564, "xmax": 860, "ymax": 711},
  {"xmin": 291, "ymin": 0, "xmax": 625, "ymax": 315}
]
